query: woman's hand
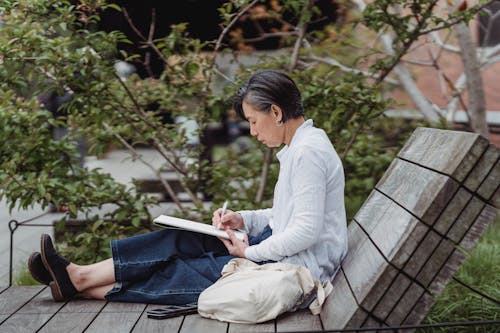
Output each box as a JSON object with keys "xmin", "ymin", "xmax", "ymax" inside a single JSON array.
[
  {"xmin": 219, "ymin": 230, "xmax": 249, "ymax": 258},
  {"xmin": 212, "ymin": 209, "xmax": 245, "ymax": 231}
]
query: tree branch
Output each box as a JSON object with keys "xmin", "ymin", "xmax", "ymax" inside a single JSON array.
[
  {"xmin": 304, "ymin": 54, "xmax": 400, "ymax": 85},
  {"xmin": 103, "ymin": 123, "xmax": 187, "ymax": 213},
  {"xmin": 122, "ymin": 7, "xmax": 170, "ymax": 68}
]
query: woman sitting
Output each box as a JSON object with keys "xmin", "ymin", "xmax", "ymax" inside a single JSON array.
[{"xmin": 28, "ymin": 69, "xmax": 348, "ymax": 305}]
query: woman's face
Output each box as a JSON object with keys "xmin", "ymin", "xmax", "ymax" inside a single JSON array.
[{"xmin": 242, "ymin": 101, "xmax": 284, "ymax": 148}]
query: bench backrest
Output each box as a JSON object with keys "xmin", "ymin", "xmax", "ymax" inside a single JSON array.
[{"xmin": 321, "ymin": 127, "xmax": 499, "ymax": 330}]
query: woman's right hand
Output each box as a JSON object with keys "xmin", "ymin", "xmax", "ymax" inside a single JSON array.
[{"xmin": 212, "ymin": 209, "xmax": 245, "ymax": 231}]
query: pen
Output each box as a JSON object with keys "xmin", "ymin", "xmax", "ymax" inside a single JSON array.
[{"xmin": 218, "ymin": 200, "xmax": 228, "ymax": 229}]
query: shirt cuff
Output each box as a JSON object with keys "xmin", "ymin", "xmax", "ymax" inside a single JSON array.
[
  {"xmin": 244, "ymin": 246, "xmax": 260, "ymax": 262},
  {"xmin": 237, "ymin": 210, "xmax": 254, "ymax": 234}
]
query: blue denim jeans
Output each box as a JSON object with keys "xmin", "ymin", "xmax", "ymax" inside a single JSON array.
[{"xmin": 105, "ymin": 225, "xmax": 272, "ymax": 305}]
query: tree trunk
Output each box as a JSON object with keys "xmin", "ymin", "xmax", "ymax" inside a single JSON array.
[
  {"xmin": 380, "ymin": 35, "xmax": 441, "ymax": 122},
  {"xmin": 454, "ymin": 22, "xmax": 489, "ymax": 138}
]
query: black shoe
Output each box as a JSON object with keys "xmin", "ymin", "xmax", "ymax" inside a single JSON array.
[
  {"xmin": 28, "ymin": 252, "xmax": 52, "ymax": 285},
  {"xmin": 40, "ymin": 233, "xmax": 78, "ymax": 301}
]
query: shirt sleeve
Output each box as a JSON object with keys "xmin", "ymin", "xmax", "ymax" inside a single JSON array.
[
  {"xmin": 245, "ymin": 147, "xmax": 327, "ymax": 262},
  {"xmin": 238, "ymin": 208, "xmax": 272, "ymax": 237}
]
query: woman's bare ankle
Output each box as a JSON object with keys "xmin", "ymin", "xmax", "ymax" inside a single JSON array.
[{"xmin": 66, "ymin": 263, "xmax": 84, "ymax": 292}]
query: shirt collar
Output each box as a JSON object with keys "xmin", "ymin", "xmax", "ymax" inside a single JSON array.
[{"xmin": 276, "ymin": 119, "xmax": 313, "ymax": 161}]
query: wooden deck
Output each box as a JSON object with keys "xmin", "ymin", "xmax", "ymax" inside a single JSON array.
[{"xmin": 0, "ymin": 286, "xmax": 324, "ymax": 333}]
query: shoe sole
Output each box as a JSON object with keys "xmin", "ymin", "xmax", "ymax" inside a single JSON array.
[
  {"xmin": 40, "ymin": 235, "xmax": 65, "ymax": 302},
  {"xmin": 28, "ymin": 253, "xmax": 50, "ymax": 285}
]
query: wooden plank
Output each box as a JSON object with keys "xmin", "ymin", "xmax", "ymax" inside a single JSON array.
[
  {"xmin": 320, "ymin": 269, "xmax": 361, "ymax": 330},
  {"xmin": 85, "ymin": 302, "xmax": 146, "ymax": 333},
  {"xmin": 403, "ymin": 291, "xmax": 435, "ymax": 326},
  {"xmin": 426, "ymin": 207, "xmax": 496, "ymax": 318},
  {"xmin": 376, "ymin": 158, "xmax": 459, "ymax": 225},
  {"xmin": 131, "ymin": 304, "xmax": 184, "ymax": 333},
  {"xmin": 477, "ymin": 159, "xmax": 500, "ymax": 201},
  {"xmin": 464, "ymin": 144, "xmax": 499, "ymax": 192},
  {"xmin": 385, "ymin": 283, "xmax": 424, "ymax": 325},
  {"xmin": 403, "ymin": 230, "xmax": 441, "ymax": 277},
  {"xmin": 228, "ymin": 321, "xmax": 275, "ymax": 333},
  {"xmin": 362, "ymin": 316, "xmax": 385, "ymax": 333},
  {"xmin": 354, "ymin": 191, "xmax": 428, "ymax": 270},
  {"xmin": 0, "ymin": 313, "xmax": 54, "ymax": 333},
  {"xmin": 433, "ymin": 187, "xmax": 472, "ymax": 236},
  {"xmin": 459, "ymin": 204, "xmax": 498, "ymax": 251},
  {"xmin": 0, "ymin": 288, "xmax": 65, "ymax": 333},
  {"xmin": 362, "ymin": 317, "xmax": 384, "ymax": 333},
  {"xmin": 99, "ymin": 301, "xmax": 146, "ymax": 313},
  {"xmin": 342, "ymin": 222, "xmax": 405, "ymax": 322},
  {"xmin": 276, "ymin": 309, "xmax": 322, "ymax": 332},
  {"xmin": 342, "ymin": 222, "xmax": 388, "ymax": 304},
  {"xmin": 179, "ymin": 314, "xmax": 228, "ymax": 333},
  {"xmin": 38, "ymin": 299, "xmax": 107, "ymax": 333},
  {"xmin": 446, "ymin": 196, "xmax": 485, "ymax": 243},
  {"xmin": 0, "ymin": 286, "xmax": 44, "ymax": 317},
  {"xmin": 372, "ymin": 272, "xmax": 411, "ymax": 320},
  {"xmin": 415, "ymin": 238, "xmax": 455, "ymax": 287},
  {"xmin": 428, "ymin": 249, "xmax": 466, "ymax": 295},
  {"xmin": 491, "ymin": 185, "xmax": 500, "ymax": 208},
  {"xmin": 397, "ymin": 127, "xmax": 488, "ymax": 182}
]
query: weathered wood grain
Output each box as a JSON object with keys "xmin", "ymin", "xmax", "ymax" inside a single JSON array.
[
  {"xmin": 228, "ymin": 321, "xmax": 275, "ymax": 333},
  {"xmin": 459, "ymin": 204, "xmax": 498, "ymax": 251},
  {"xmin": 276, "ymin": 309, "xmax": 322, "ymax": 332},
  {"xmin": 433, "ymin": 187, "xmax": 472, "ymax": 236},
  {"xmin": 0, "ymin": 286, "xmax": 44, "ymax": 317},
  {"xmin": 446, "ymin": 196, "xmax": 485, "ymax": 243},
  {"xmin": 354, "ymin": 191, "xmax": 427, "ymax": 270},
  {"xmin": 385, "ymin": 283, "xmax": 424, "ymax": 325},
  {"xmin": 376, "ymin": 158, "xmax": 459, "ymax": 225},
  {"xmin": 131, "ymin": 304, "xmax": 183, "ymax": 333},
  {"xmin": 38, "ymin": 299, "xmax": 107, "ymax": 333},
  {"xmin": 99, "ymin": 301, "xmax": 146, "ymax": 313},
  {"xmin": 342, "ymin": 221, "xmax": 412, "ymax": 325},
  {"xmin": 477, "ymin": 159, "xmax": 500, "ymax": 201},
  {"xmin": 415, "ymin": 238, "xmax": 455, "ymax": 287},
  {"xmin": 403, "ymin": 291, "xmax": 435, "ymax": 326},
  {"xmin": 85, "ymin": 302, "xmax": 146, "ymax": 333},
  {"xmin": 341, "ymin": 222, "xmax": 390, "ymax": 308},
  {"xmin": 397, "ymin": 127, "xmax": 488, "ymax": 181},
  {"xmin": 320, "ymin": 269, "xmax": 360, "ymax": 330},
  {"xmin": 0, "ymin": 313, "xmax": 54, "ymax": 333},
  {"xmin": 0, "ymin": 288, "xmax": 64, "ymax": 332},
  {"xmin": 179, "ymin": 314, "xmax": 228, "ymax": 333},
  {"xmin": 428, "ymin": 250, "xmax": 466, "ymax": 295},
  {"xmin": 402, "ymin": 230, "xmax": 440, "ymax": 277},
  {"xmin": 362, "ymin": 315, "xmax": 386, "ymax": 333},
  {"xmin": 491, "ymin": 185, "xmax": 500, "ymax": 208},
  {"xmin": 464, "ymin": 144, "xmax": 499, "ymax": 192},
  {"xmin": 372, "ymin": 273, "xmax": 412, "ymax": 320}
]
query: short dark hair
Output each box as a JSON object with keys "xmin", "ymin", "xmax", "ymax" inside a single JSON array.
[{"xmin": 233, "ymin": 70, "xmax": 305, "ymax": 122}]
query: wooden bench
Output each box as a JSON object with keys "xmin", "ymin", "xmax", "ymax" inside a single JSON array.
[{"xmin": 1, "ymin": 127, "xmax": 498, "ymax": 332}]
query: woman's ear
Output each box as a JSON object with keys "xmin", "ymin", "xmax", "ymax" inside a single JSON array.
[{"xmin": 271, "ymin": 104, "xmax": 283, "ymax": 123}]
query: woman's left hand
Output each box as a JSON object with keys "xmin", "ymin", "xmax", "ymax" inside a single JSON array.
[{"xmin": 219, "ymin": 230, "xmax": 249, "ymax": 258}]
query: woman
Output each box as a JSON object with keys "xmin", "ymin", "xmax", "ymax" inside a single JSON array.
[{"xmin": 28, "ymin": 70, "xmax": 348, "ymax": 304}]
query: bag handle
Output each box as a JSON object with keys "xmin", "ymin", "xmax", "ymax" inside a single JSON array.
[{"xmin": 308, "ymin": 280, "xmax": 333, "ymax": 315}]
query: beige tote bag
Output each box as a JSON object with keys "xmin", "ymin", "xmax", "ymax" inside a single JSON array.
[{"xmin": 198, "ymin": 258, "xmax": 332, "ymax": 324}]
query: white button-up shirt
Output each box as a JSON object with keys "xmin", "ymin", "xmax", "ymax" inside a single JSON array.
[{"xmin": 240, "ymin": 119, "xmax": 348, "ymax": 282}]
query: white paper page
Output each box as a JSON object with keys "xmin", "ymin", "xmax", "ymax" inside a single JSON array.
[{"xmin": 153, "ymin": 215, "xmax": 245, "ymax": 241}]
